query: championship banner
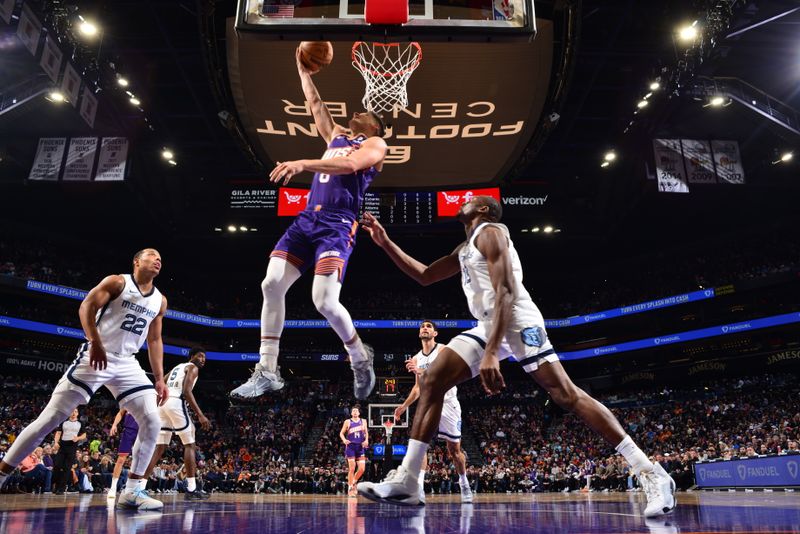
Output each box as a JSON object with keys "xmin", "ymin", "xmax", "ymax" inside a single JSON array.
[
  {"xmin": 95, "ymin": 137, "xmax": 129, "ymax": 181},
  {"xmin": 79, "ymin": 85, "xmax": 98, "ymax": 127},
  {"xmin": 28, "ymin": 137, "xmax": 66, "ymax": 181},
  {"xmin": 16, "ymin": 3, "xmax": 42, "ymax": 55},
  {"xmin": 62, "ymin": 137, "xmax": 99, "ymax": 181},
  {"xmin": 61, "ymin": 63, "xmax": 82, "ymax": 108},
  {"xmin": 0, "ymin": 0, "xmax": 15, "ymax": 24},
  {"xmin": 711, "ymin": 140, "xmax": 745, "ymax": 184},
  {"xmin": 39, "ymin": 35, "xmax": 63, "ymax": 83},
  {"xmin": 681, "ymin": 139, "xmax": 716, "ymax": 184},
  {"xmin": 653, "ymin": 139, "xmax": 689, "ymax": 193}
]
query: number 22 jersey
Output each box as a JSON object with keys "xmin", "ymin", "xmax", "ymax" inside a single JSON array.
[{"xmin": 94, "ymin": 274, "xmax": 163, "ymax": 356}]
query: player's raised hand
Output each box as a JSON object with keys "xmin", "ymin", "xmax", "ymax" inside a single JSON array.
[
  {"xmin": 88, "ymin": 342, "xmax": 107, "ymax": 371},
  {"xmin": 269, "ymin": 160, "xmax": 305, "ymax": 185},
  {"xmin": 155, "ymin": 380, "xmax": 170, "ymax": 406},
  {"xmin": 479, "ymin": 351, "xmax": 506, "ymax": 395},
  {"xmin": 360, "ymin": 212, "xmax": 388, "ymax": 246},
  {"xmin": 393, "ymin": 405, "xmax": 406, "ymax": 421},
  {"xmin": 295, "ymin": 46, "xmax": 315, "ymax": 76},
  {"xmin": 405, "ymin": 358, "xmax": 423, "ymax": 376}
]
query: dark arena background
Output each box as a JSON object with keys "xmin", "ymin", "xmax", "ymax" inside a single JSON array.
[{"xmin": 1, "ymin": 0, "xmax": 799, "ymax": 532}]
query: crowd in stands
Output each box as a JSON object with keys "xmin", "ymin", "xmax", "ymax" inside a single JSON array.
[
  {"xmin": 2, "ymin": 231, "xmax": 798, "ymax": 321},
  {"xmin": 2, "ymin": 370, "xmax": 798, "ymax": 496}
]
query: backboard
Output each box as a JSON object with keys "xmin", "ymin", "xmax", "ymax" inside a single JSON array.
[{"xmin": 368, "ymin": 403, "xmax": 409, "ymax": 429}]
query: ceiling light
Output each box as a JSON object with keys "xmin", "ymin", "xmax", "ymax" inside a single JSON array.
[
  {"xmin": 780, "ymin": 152, "xmax": 793, "ymax": 162},
  {"xmin": 637, "ymin": 100, "xmax": 649, "ymax": 109},
  {"xmin": 214, "ymin": 227, "xmax": 222, "ymax": 232},
  {"xmin": 239, "ymin": 226, "xmax": 248, "ymax": 232},
  {"xmin": 709, "ymin": 96, "xmax": 725, "ymax": 107},
  {"xmin": 117, "ymin": 77, "xmax": 129, "ymax": 87},
  {"xmin": 644, "ymin": 92, "xmax": 653, "ymax": 99},
  {"xmin": 601, "ymin": 161, "xmax": 610, "ymax": 168},
  {"xmin": 554, "ymin": 229, "xmax": 562, "ymax": 233},
  {"xmin": 521, "ymin": 229, "xmax": 529, "ymax": 233},
  {"xmin": 649, "ymin": 81, "xmax": 661, "ymax": 91},
  {"xmin": 129, "ymin": 96, "xmax": 141, "ymax": 106},
  {"xmin": 250, "ymin": 228, "xmax": 258, "ymax": 232},
  {"xmin": 227, "ymin": 225, "xmax": 237, "ymax": 233},
  {"xmin": 78, "ymin": 20, "xmax": 99, "ymax": 37},
  {"xmin": 47, "ymin": 91, "xmax": 65, "ymax": 103},
  {"xmin": 543, "ymin": 226, "xmax": 554, "ymax": 234},
  {"xmin": 161, "ymin": 149, "xmax": 174, "ymax": 160},
  {"xmin": 678, "ymin": 23, "xmax": 698, "ymax": 41},
  {"xmin": 168, "ymin": 160, "xmax": 177, "ymax": 166},
  {"xmin": 604, "ymin": 151, "xmax": 617, "ymax": 162},
  {"xmin": 532, "ymin": 227, "xmax": 540, "ymax": 233}
]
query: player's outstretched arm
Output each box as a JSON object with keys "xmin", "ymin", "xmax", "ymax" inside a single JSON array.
[
  {"xmin": 296, "ymin": 47, "xmax": 344, "ymax": 144},
  {"xmin": 475, "ymin": 227, "xmax": 515, "ymax": 395},
  {"xmin": 183, "ymin": 365, "xmax": 210, "ymax": 430},
  {"xmin": 360, "ymin": 212, "xmax": 460, "ymax": 286},
  {"xmin": 269, "ymin": 137, "xmax": 387, "ymax": 185},
  {"xmin": 146, "ymin": 296, "xmax": 169, "ymax": 406}
]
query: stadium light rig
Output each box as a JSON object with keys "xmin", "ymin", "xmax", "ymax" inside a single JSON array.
[
  {"xmin": 678, "ymin": 21, "xmax": 699, "ymax": 42},
  {"xmin": 161, "ymin": 149, "xmax": 174, "ymax": 160},
  {"xmin": 116, "ymin": 76, "xmax": 129, "ymax": 87},
  {"xmin": 77, "ymin": 16, "xmax": 99, "ymax": 38},
  {"xmin": 46, "ymin": 91, "xmax": 66, "ymax": 103},
  {"xmin": 773, "ymin": 151, "xmax": 793, "ymax": 164}
]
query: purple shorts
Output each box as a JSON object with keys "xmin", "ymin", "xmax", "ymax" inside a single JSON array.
[
  {"xmin": 118, "ymin": 427, "xmax": 138, "ymax": 455},
  {"xmin": 271, "ymin": 209, "xmax": 358, "ymax": 281},
  {"xmin": 345, "ymin": 442, "xmax": 365, "ymax": 459}
]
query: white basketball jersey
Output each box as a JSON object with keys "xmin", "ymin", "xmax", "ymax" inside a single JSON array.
[
  {"xmin": 414, "ymin": 343, "xmax": 457, "ymax": 402},
  {"xmin": 458, "ymin": 222, "xmax": 538, "ymax": 321},
  {"xmin": 166, "ymin": 362, "xmax": 197, "ymax": 397},
  {"xmin": 95, "ymin": 274, "xmax": 163, "ymax": 355}
]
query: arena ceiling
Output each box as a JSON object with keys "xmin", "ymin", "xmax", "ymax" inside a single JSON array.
[{"xmin": 0, "ymin": 0, "xmax": 797, "ymax": 254}]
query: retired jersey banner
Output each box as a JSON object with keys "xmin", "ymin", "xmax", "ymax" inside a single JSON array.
[
  {"xmin": 61, "ymin": 63, "xmax": 82, "ymax": 109},
  {"xmin": 28, "ymin": 138, "xmax": 66, "ymax": 181},
  {"xmin": 39, "ymin": 35, "xmax": 63, "ymax": 83},
  {"xmin": 95, "ymin": 137, "xmax": 129, "ymax": 181},
  {"xmin": 0, "ymin": 0, "xmax": 15, "ymax": 24},
  {"xmin": 653, "ymin": 139, "xmax": 689, "ymax": 194},
  {"xmin": 79, "ymin": 86, "xmax": 98, "ymax": 127},
  {"xmin": 681, "ymin": 139, "xmax": 716, "ymax": 184},
  {"xmin": 62, "ymin": 137, "xmax": 99, "ymax": 181},
  {"xmin": 437, "ymin": 187, "xmax": 501, "ymax": 217},
  {"xmin": 711, "ymin": 140, "xmax": 745, "ymax": 184},
  {"xmin": 16, "ymin": 3, "xmax": 42, "ymax": 56}
]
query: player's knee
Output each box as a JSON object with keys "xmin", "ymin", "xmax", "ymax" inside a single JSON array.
[
  {"xmin": 261, "ymin": 274, "xmax": 285, "ymax": 298},
  {"xmin": 311, "ymin": 289, "xmax": 338, "ymax": 318},
  {"xmin": 418, "ymin": 370, "xmax": 447, "ymax": 397},
  {"xmin": 549, "ymin": 384, "xmax": 580, "ymax": 411}
]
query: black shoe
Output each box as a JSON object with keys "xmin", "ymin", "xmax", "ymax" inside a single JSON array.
[
  {"xmin": 53, "ymin": 490, "xmax": 64, "ymax": 495},
  {"xmin": 184, "ymin": 490, "xmax": 205, "ymax": 501}
]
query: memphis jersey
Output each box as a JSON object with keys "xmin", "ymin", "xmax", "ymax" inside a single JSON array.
[
  {"xmin": 347, "ymin": 419, "xmax": 366, "ymax": 444},
  {"xmin": 94, "ymin": 274, "xmax": 162, "ymax": 355},
  {"xmin": 166, "ymin": 362, "xmax": 197, "ymax": 398},
  {"xmin": 306, "ymin": 134, "xmax": 379, "ymax": 215},
  {"xmin": 459, "ymin": 223, "xmax": 538, "ymax": 321},
  {"xmin": 415, "ymin": 344, "xmax": 457, "ymax": 402}
]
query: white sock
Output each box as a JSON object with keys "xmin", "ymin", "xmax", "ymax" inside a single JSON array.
[
  {"xmin": 401, "ymin": 440, "xmax": 428, "ymax": 479},
  {"xmin": 139, "ymin": 478, "xmax": 148, "ymax": 491},
  {"xmin": 419, "ymin": 470, "xmax": 426, "ymax": 490},
  {"xmin": 259, "ymin": 339, "xmax": 279, "ymax": 373},
  {"xmin": 345, "ymin": 337, "xmax": 368, "ymax": 363},
  {"xmin": 459, "ymin": 473, "xmax": 469, "ymax": 487},
  {"xmin": 615, "ymin": 435, "xmax": 653, "ymax": 475},
  {"xmin": 110, "ymin": 477, "xmax": 119, "ymax": 492},
  {"xmin": 187, "ymin": 477, "xmax": 197, "ymax": 492},
  {"xmin": 125, "ymin": 479, "xmax": 140, "ymax": 492}
]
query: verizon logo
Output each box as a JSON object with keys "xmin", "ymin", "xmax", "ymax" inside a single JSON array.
[{"xmin": 502, "ymin": 195, "xmax": 548, "ymax": 206}]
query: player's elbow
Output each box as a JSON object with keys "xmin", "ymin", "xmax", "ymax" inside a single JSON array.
[{"xmin": 343, "ymin": 158, "xmax": 360, "ymax": 174}]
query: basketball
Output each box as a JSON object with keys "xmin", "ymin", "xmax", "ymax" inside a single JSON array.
[{"xmin": 299, "ymin": 41, "xmax": 333, "ymax": 73}]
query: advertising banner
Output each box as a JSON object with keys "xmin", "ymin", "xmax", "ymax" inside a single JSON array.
[{"xmin": 695, "ymin": 456, "xmax": 800, "ymax": 487}]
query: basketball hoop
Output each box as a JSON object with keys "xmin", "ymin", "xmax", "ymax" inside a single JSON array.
[
  {"xmin": 383, "ymin": 419, "xmax": 395, "ymax": 438},
  {"xmin": 352, "ymin": 41, "xmax": 422, "ymax": 113}
]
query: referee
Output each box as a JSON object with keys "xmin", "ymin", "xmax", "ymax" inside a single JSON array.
[{"xmin": 52, "ymin": 408, "xmax": 86, "ymax": 495}]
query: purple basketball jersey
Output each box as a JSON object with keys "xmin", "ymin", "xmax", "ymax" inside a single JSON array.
[
  {"xmin": 306, "ymin": 134, "xmax": 379, "ymax": 216},
  {"xmin": 347, "ymin": 419, "xmax": 366, "ymax": 445}
]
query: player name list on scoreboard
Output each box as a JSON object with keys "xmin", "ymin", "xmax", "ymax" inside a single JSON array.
[{"xmin": 365, "ymin": 192, "xmax": 435, "ymax": 225}]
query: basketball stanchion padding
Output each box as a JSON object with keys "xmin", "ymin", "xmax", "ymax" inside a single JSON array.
[{"xmin": 365, "ymin": 0, "xmax": 408, "ymax": 25}]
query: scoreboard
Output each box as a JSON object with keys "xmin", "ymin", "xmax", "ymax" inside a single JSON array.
[{"xmin": 363, "ymin": 192, "xmax": 435, "ymax": 225}]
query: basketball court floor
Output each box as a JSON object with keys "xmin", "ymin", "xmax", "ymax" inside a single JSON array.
[{"xmin": 1, "ymin": 492, "xmax": 798, "ymax": 533}]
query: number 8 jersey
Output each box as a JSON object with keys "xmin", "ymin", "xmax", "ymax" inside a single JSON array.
[{"xmin": 94, "ymin": 274, "xmax": 163, "ymax": 356}]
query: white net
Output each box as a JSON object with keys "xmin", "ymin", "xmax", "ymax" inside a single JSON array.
[{"xmin": 351, "ymin": 42, "xmax": 422, "ymax": 113}]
